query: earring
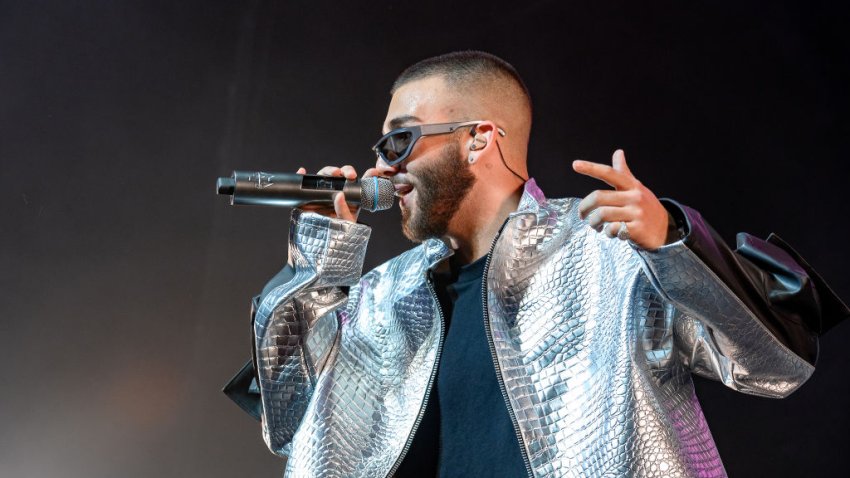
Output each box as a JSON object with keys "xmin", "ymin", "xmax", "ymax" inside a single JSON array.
[
  {"xmin": 469, "ymin": 137, "xmax": 486, "ymax": 151},
  {"xmin": 468, "ymin": 155, "xmax": 477, "ymax": 164}
]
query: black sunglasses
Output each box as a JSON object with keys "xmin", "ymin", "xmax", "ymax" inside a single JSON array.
[{"xmin": 372, "ymin": 120, "xmax": 507, "ymax": 166}]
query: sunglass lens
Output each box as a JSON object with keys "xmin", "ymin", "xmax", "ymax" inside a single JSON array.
[{"xmin": 379, "ymin": 131, "xmax": 413, "ymax": 164}]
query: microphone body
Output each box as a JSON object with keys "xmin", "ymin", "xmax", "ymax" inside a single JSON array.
[{"xmin": 216, "ymin": 171, "xmax": 395, "ymax": 212}]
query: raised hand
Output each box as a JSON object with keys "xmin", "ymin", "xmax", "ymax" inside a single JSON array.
[{"xmin": 572, "ymin": 149, "xmax": 669, "ymax": 250}]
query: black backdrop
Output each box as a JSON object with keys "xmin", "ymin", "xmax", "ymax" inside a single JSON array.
[{"xmin": 1, "ymin": 1, "xmax": 848, "ymax": 477}]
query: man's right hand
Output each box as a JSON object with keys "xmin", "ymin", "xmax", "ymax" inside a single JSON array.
[{"xmin": 295, "ymin": 165, "xmax": 394, "ymax": 222}]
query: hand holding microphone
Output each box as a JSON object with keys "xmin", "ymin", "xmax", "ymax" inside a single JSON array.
[
  {"xmin": 295, "ymin": 165, "xmax": 390, "ymax": 222},
  {"xmin": 216, "ymin": 165, "xmax": 395, "ymax": 222}
]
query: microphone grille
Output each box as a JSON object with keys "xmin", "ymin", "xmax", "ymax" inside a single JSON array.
[{"xmin": 360, "ymin": 177, "xmax": 395, "ymax": 212}]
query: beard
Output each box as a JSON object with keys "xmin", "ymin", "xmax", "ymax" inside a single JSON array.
[{"xmin": 400, "ymin": 139, "xmax": 476, "ymax": 242}]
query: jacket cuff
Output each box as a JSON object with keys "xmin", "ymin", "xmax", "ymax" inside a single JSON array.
[{"xmin": 289, "ymin": 209, "xmax": 371, "ymax": 288}]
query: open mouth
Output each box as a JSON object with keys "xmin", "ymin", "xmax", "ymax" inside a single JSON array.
[{"xmin": 393, "ymin": 183, "xmax": 414, "ymax": 198}]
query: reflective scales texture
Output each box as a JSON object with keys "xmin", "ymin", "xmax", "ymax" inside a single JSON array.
[{"xmin": 253, "ymin": 180, "xmax": 813, "ymax": 477}]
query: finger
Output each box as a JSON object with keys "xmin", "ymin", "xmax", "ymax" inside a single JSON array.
[
  {"xmin": 611, "ymin": 149, "xmax": 633, "ymax": 177},
  {"xmin": 339, "ymin": 165, "xmax": 358, "ymax": 180},
  {"xmin": 585, "ymin": 205, "xmax": 635, "ymax": 230},
  {"xmin": 603, "ymin": 221, "xmax": 629, "ymax": 238},
  {"xmin": 333, "ymin": 192, "xmax": 356, "ymax": 222},
  {"xmin": 577, "ymin": 190, "xmax": 638, "ymax": 219},
  {"xmin": 572, "ymin": 160, "xmax": 634, "ymax": 190},
  {"xmin": 317, "ymin": 166, "xmax": 343, "ymax": 176},
  {"xmin": 296, "ymin": 167, "xmax": 307, "ymax": 174}
]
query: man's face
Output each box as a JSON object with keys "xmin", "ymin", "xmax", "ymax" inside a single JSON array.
[
  {"xmin": 398, "ymin": 139, "xmax": 475, "ymax": 241},
  {"xmin": 379, "ymin": 77, "xmax": 477, "ymax": 242}
]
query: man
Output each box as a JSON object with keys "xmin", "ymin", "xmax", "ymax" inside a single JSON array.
[{"xmin": 225, "ymin": 51, "xmax": 842, "ymax": 477}]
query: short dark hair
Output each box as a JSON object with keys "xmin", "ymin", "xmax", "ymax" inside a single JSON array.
[{"xmin": 391, "ymin": 50, "xmax": 532, "ymax": 112}]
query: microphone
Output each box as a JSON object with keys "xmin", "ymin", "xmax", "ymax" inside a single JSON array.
[{"xmin": 216, "ymin": 171, "xmax": 395, "ymax": 212}]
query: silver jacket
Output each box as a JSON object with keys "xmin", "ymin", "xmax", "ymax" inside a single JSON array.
[{"xmin": 252, "ymin": 179, "xmax": 816, "ymax": 478}]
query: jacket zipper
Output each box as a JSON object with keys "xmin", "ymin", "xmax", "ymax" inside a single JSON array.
[
  {"xmin": 384, "ymin": 269, "xmax": 446, "ymax": 478},
  {"xmin": 482, "ymin": 217, "xmax": 535, "ymax": 478}
]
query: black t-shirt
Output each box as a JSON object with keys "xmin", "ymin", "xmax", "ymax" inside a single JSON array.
[{"xmin": 396, "ymin": 255, "xmax": 527, "ymax": 477}]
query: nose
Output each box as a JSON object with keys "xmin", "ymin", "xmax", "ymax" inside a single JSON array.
[
  {"xmin": 374, "ymin": 154, "xmax": 402, "ymax": 175},
  {"xmin": 377, "ymin": 164, "xmax": 400, "ymax": 176}
]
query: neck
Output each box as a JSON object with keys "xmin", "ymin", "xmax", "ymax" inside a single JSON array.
[{"xmin": 444, "ymin": 181, "xmax": 524, "ymax": 264}]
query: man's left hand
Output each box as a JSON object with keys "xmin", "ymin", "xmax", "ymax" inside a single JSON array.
[{"xmin": 573, "ymin": 149, "xmax": 669, "ymax": 250}]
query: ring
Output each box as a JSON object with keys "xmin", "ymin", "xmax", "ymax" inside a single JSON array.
[{"xmin": 616, "ymin": 222, "xmax": 630, "ymax": 241}]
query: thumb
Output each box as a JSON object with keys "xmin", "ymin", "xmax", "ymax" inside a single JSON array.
[{"xmin": 333, "ymin": 192, "xmax": 357, "ymax": 222}]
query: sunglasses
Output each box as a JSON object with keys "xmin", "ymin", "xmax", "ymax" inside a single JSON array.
[{"xmin": 372, "ymin": 120, "xmax": 507, "ymax": 166}]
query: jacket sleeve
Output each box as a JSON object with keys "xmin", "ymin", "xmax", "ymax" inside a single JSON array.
[
  {"xmin": 635, "ymin": 200, "xmax": 848, "ymax": 398},
  {"xmin": 222, "ymin": 265, "xmax": 297, "ymax": 423},
  {"xmin": 251, "ymin": 209, "xmax": 370, "ymax": 456}
]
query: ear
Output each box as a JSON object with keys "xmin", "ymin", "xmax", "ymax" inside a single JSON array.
[
  {"xmin": 465, "ymin": 121, "xmax": 499, "ymax": 162},
  {"xmin": 471, "ymin": 121, "xmax": 498, "ymax": 143}
]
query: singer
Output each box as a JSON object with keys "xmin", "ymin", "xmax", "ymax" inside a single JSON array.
[{"xmin": 224, "ymin": 51, "xmax": 846, "ymax": 477}]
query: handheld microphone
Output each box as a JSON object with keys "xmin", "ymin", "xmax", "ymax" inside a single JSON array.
[{"xmin": 216, "ymin": 171, "xmax": 395, "ymax": 212}]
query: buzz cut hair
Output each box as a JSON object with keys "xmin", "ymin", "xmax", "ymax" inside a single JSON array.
[{"xmin": 391, "ymin": 50, "xmax": 532, "ymax": 113}]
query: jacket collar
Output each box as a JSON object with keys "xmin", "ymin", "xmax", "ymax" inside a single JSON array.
[
  {"xmin": 515, "ymin": 178, "xmax": 547, "ymax": 216},
  {"xmin": 422, "ymin": 178, "xmax": 547, "ymax": 268}
]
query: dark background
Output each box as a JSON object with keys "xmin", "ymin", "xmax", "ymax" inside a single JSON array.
[{"xmin": 1, "ymin": 0, "xmax": 848, "ymax": 476}]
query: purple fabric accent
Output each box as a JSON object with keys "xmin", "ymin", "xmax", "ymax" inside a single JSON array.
[{"xmin": 523, "ymin": 178, "xmax": 546, "ymax": 203}]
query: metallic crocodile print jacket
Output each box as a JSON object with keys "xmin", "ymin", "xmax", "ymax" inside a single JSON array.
[{"xmin": 250, "ymin": 179, "xmax": 820, "ymax": 478}]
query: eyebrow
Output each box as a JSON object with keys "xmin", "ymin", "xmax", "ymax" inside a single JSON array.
[{"xmin": 387, "ymin": 115, "xmax": 421, "ymax": 130}]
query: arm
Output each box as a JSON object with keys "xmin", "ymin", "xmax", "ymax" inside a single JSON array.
[
  {"xmin": 635, "ymin": 202, "xmax": 829, "ymax": 397},
  {"xmin": 574, "ymin": 149, "xmax": 848, "ymax": 397},
  {"xmin": 222, "ymin": 267, "xmax": 296, "ymax": 423},
  {"xmin": 253, "ymin": 209, "xmax": 370, "ymax": 455},
  {"xmin": 220, "ymin": 164, "xmax": 374, "ymax": 453}
]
